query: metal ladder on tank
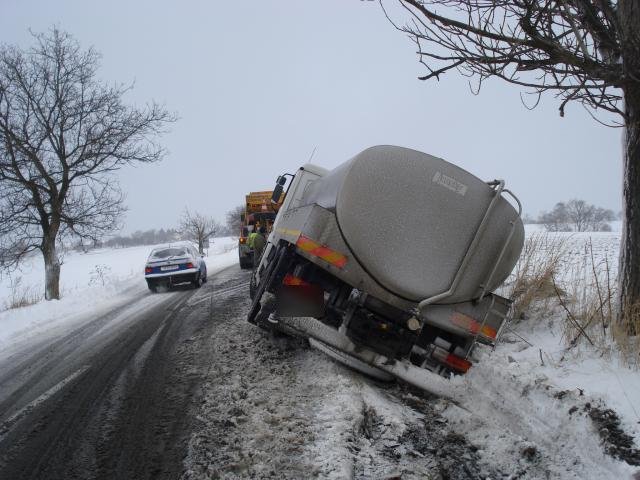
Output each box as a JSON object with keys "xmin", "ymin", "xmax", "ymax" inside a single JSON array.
[{"xmin": 416, "ymin": 179, "xmax": 522, "ymax": 314}]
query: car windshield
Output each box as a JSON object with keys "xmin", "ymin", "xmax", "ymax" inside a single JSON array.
[{"xmin": 150, "ymin": 247, "xmax": 188, "ymax": 260}]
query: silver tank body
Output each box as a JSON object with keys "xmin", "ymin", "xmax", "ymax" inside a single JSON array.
[{"xmin": 301, "ymin": 145, "xmax": 524, "ymax": 304}]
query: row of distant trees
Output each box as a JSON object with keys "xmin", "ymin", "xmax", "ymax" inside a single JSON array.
[
  {"xmin": 99, "ymin": 228, "xmax": 183, "ymax": 250},
  {"xmin": 74, "ymin": 209, "xmax": 230, "ymax": 253},
  {"xmin": 73, "ymin": 205, "xmax": 245, "ymax": 254},
  {"xmin": 524, "ymin": 199, "xmax": 617, "ymax": 232}
]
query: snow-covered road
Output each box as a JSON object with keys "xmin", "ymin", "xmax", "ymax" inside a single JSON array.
[{"xmin": 0, "ymin": 277, "xmax": 207, "ymax": 479}]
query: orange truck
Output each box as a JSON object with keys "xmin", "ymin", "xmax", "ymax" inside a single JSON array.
[{"xmin": 238, "ymin": 191, "xmax": 283, "ymax": 269}]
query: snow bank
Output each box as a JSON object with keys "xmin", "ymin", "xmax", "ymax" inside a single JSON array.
[{"xmin": 435, "ymin": 229, "xmax": 639, "ymax": 477}]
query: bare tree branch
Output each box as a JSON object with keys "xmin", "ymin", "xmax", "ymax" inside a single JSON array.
[{"xmin": 385, "ymin": 0, "xmax": 631, "ymax": 121}]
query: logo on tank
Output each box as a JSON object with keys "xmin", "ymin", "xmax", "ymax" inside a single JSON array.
[{"xmin": 432, "ymin": 171, "xmax": 468, "ymax": 196}]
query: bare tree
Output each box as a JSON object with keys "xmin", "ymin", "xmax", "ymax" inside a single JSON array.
[
  {"xmin": 225, "ymin": 204, "xmax": 245, "ymax": 235},
  {"xmin": 385, "ymin": 0, "xmax": 640, "ymax": 332},
  {"xmin": 0, "ymin": 28, "xmax": 175, "ymax": 299},
  {"xmin": 564, "ymin": 199, "xmax": 615, "ymax": 230},
  {"xmin": 588, "ymin": 206, "xmax": 616, "ymax": 230},
  {"xmin": 180, "ymin": 208, "xmax": 221, "ymax": 254},
  {"xmin": 540, "ymin": 202, "xmax": 571, "ymax": 232},
  {"xmin": 541, "ymin": 199, "xmax": 615, "ymax": 231},
  {"xmin": 565, "ymin": 199, "xmax": 595, "ymax": 232}
]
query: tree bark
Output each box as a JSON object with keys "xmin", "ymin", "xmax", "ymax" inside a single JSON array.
[
  {"xmin": 618, "ymin": 0, "xmax": 640, "ymax": 334},
  {"xmin": 42, "ymin": 235, "xmax": 61, "ymax": 300}
]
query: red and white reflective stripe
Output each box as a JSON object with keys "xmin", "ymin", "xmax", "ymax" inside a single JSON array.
[
  {"xmin": 450, "ymin": 312, "xmax": 497, "ymax": 340},
  {"xmin": 296, "ymin": 235, "xmax": 347, "ymax": 268}
]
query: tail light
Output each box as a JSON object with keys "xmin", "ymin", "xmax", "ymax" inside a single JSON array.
[
  {"xmin": 443, "ymin": 354, "xmax": 472, "ymax": 373},
  {"xmin": 431, "ymin": 345, "xmax": 472, "ymax": 373},
  {"xmin": 282, "ymin": 274, "xmax": 310, "ymax": 286},
  {"xmin": 145, "ymin": 267, "xmax": 152, "ymax": 274},
  {"xmin": 186, "ymin": 262, "xmax": 194, "ymax": 269}
]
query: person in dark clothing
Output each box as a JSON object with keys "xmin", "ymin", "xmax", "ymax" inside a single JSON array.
[{"xmin": 252, "ymin": 226, "xmax": 267, "ymax": 267}]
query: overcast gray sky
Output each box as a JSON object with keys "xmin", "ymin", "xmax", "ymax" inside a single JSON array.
[{"xmin": 1, "ymin": 0, "xmax": 623, "ymax": 233}]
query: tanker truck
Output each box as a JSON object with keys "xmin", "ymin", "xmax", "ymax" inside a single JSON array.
[{"xmin": 248, "ymin": 145, "xmax": 524, "ymax": 393}]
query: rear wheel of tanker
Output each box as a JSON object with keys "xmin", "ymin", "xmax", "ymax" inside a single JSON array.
[{"xmin": 309, "ymin": 338, "xmax": 395, "ymax": 382}]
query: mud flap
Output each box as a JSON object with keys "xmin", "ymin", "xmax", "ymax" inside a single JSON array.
[{"xmin": 247, "ymin": 245, "xmax": 292, "ymax": 325}]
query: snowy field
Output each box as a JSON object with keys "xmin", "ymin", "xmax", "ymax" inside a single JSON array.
[{"xmin": 0, "ymin": 237, "xmax": 238, "ymax": 355}]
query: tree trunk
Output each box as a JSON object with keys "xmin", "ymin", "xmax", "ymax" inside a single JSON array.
[
  {"xmin": 618, "ymin": 0, "xmax": 640, "ymax": 334},
  {"xmin": 43, "ymin": 236, "xmax": 61, "ymax": 300}
]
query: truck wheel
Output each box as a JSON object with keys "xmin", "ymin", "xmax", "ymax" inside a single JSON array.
[{"xmin": 309, "ymin": 338, "xmax": 395, "ymax": 382}]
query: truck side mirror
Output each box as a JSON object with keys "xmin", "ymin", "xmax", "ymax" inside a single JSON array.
[
  {"xmin": 271, "ymin": 185, "xmax": 283, "ymax": 204},
  {"xmin": 271, "ymin": 175, "xmax": 287, "ymax": 204}
]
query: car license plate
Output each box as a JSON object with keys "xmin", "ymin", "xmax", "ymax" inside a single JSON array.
[{"xmin": 161, "ymin": 265, "xmax": 179, "ymax": 271}]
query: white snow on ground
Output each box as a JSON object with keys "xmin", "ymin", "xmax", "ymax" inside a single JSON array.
[
  {"xmin": 434, "ymin": 229, "xmax": 640, "ymax": 478},
  {"xmin": 503, "ymin": 316, "xmax": 640, "ymax": 441},
  {"xmin": 2, "ymin": 228, "xmax": 640, "ymax": 478},
  {"xmin": 440, "ymin": 349, "xmax": 638, "ymax": 478},
  {"xmin": 0, "ymin": 237, "xmax": 238, "ymax": 360}
]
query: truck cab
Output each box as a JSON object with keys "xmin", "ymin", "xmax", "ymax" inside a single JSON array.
[{"xmin": 255, "ymin": 164, "xmax": 327, "ymax": 275}]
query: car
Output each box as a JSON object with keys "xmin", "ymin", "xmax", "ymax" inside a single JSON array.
[{"xmin": 144, "ymin": 242, "xmax": 207, "ymax": 292}]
